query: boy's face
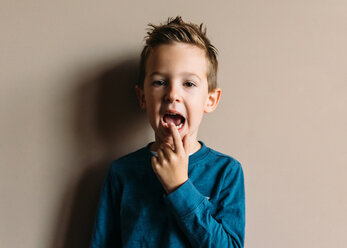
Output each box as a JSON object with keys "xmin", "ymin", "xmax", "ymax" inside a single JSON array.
[{"xmin": 136, "ymin": 43, "xmax": 221, "ymax": 150}]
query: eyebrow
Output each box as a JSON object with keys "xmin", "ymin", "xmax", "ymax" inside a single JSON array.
[{"xmin": 149, "ymin": 71, "xmax": 201, "ymax": 81}]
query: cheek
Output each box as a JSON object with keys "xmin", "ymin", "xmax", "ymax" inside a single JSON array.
[
  {"xmin": 187, "ymin": 102, "xmax": 205, "ymax": 123},
  {"xmin": 146, "ymin": 104, "xmax": 158, "ymax": 120},
  {"xmin": 146, "ymin": 91, "xmax": 162, "ymax": 106},
  {"xmin": 145, "ymin": 98, "xmax": 161, "ymax": 124}
]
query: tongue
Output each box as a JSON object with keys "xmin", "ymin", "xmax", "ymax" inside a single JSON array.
[{"xmin": 164, "ymin": 115, "xmax": 182, "ymax": 126}]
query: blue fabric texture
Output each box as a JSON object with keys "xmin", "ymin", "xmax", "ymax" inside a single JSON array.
[{"xmin": 90, "ymin": 141, "xmax": 245, "ymax": 248}]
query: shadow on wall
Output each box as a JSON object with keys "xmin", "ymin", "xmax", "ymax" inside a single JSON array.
[{"xmin": 50, "ymin": 56, "xmax": 149, "ymax": 248}]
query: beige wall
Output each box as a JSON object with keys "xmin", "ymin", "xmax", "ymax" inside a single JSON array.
[{"xmin": 1, "ymin": 1, "xmax": 346, "ymax": 247}]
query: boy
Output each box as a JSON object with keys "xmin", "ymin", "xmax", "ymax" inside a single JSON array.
[{"xmin": 90, "ymin": 16, "xmax": 245, "ymax": 247}]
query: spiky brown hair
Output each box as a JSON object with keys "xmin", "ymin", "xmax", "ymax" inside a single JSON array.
[{"xmin": 138, "ymin": 16, "xmax": 218, "ymax": 92}]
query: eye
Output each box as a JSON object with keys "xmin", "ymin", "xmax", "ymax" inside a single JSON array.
[
  {"xmin": 152, "ymin": 80, "xmax": 166, "ymax": 86},
  {"xmin": 184, "ymin": 81, "xmax": 196, "ymax": 87}
]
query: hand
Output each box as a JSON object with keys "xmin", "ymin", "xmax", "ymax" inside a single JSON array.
[{"xmin": 151, "ymin": 123, "xmax": 190, "ymax": 194}]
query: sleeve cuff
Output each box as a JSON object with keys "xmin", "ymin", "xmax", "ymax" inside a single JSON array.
[{"xmin": 164, "ymin": 179, "xmax": 206, "ymax": 218}]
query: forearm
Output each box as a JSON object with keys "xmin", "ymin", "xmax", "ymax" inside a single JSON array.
[{"xmin": 164, "ymin": 179, "xmax": 245, "ymax": 248}]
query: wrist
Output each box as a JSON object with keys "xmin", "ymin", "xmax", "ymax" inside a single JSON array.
[{"xmin": 165, "ymin": 178, "xmax": 188, "ymax": 195}]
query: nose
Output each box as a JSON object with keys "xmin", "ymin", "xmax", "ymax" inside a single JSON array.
[{"xmin": 164, "ymin": 83, "xmax": 181, "ymax": 103}]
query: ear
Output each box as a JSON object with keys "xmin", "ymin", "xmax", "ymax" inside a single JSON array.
[
  {"xmin": 204, "ymin": 88, "xmax": 222, "ymax": 113},
  {"xmin": 135, "ymin": 85, "xmax": 146, "ymax": 109}
]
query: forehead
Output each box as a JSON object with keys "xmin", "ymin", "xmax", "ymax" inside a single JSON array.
[{"xmin": 145, "ymin": 43, "xmax": 208, "ymax": 80}]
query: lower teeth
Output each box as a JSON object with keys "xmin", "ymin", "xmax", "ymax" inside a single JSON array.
[{"xmin": 163, "ymin": 122, "xmax": 183, "ymax": 128}]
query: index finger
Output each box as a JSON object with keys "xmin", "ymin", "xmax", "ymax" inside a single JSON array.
[{"xmin": 169, "ymin": 123, "xmax": 184, "ymax": 154}]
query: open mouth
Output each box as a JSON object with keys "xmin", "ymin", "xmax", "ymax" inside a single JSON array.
[{"xmin": 162, "ymin": 113, "xmax": 185, "ymax": 129}]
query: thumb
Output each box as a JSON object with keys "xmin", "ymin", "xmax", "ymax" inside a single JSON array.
[{"xmin": 151, "ymin": 156, "xmax": 159, "ymax": 174}]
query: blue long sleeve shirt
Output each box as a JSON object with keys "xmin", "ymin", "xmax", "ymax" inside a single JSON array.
[{"xmin": 90, "ymin": 141, "xmax": 245, "ymax": 247}]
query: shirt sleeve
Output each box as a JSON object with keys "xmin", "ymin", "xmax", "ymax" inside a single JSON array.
[
  {"xmin": 164, "ymin": 161, "xmax": 245, "ymax": 248},
  {"xmin": 90, "ymin": 167, "xmax": 121, "ymax": 248}
]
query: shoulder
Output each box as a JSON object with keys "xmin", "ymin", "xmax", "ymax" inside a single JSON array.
[
  {"xmin": 207, "ymin": 145, "xmax": 242, "ymax": 168},
  {"xmin": 202, "ymin": 145, "xmax": 244, "ymax": 180},
  {"xmin": 108, "ymin": 145, "xmax": 152, "ymax": 175},
  {"xmin": 205, "ymin": 147, "xmax": 245, "ymax": 191}
]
